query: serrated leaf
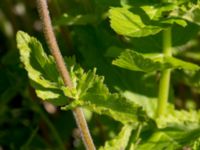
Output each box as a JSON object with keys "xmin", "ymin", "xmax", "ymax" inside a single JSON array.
[
  {"xmin": 122, "ymin": 91, "xmax": 200, "ymax": 129},
  {"xmin": 16, "ymin": 31, "xmax": 144, "ymax": 123},
  {"xmin": 61, "ymin": 67, "xmax": 143, "ymax": 124},
  {"xmin": 171, "ymin": 1, "xmax": 200, "ymax": 26},
  {"xmin": 61, "ymin": 66, "xmax": 98, "ymax": 100},
  {"xmin": 16, "ymin": 31, "xmax": 67, "ymax": 106},
  {"xmin": 62, "ymin": 88, "xmax": 141, "ymax": 124},
  {"xmin": 99, "ymin": 125, "xmax": 133, "ymax": 150},
  {"xmin": 112, "ymin": 50, "xmax": 200, "ymax": 72},
  {"xmin": 156, "ymin": 105, "xmax": 200, "ymax": 129}
]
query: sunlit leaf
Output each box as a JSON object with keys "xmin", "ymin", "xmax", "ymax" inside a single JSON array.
[
  {"xmin": 122, "ymin": 91, "xmax": 200, "ymax": 129},
  {"xmin": 108, "ymin": 4, "xmax": 188, "ymax": 38},
  {"xmin": 99, "ymin": 125, "xmax": 133, "ymax": 150},
  {"xmin": 137, "ymin": 132, "xmax": 180, "ymax": 150},
  {"xmin": 17, "ymin": 31, "xmax": 144, "ymax": 124},
  {"xmin": 109, "ymin": 7, "xmax": 162, "ymax": 37},
  {"xmin": 112, "ymin": 50, "xmax": 200, "ymax": 72},
  {"xmin": 156, "ymin": 105, "xmax": 200, "ymax": 129},
  {"xmin": 16, "ymin": 31, "xmax": 67, "ymax": 106},
  {"xmin": 192, "ymin": 137, "xmax": 200, "ymax": 150},
  {"xmin": 171, "ymin": 1, "xmax": 200, "ymax": 25},
  {"xmin": 61, "ymin": 67, "xmax": 143, "ymax": 124},
  {"xmin": 123, "ymin": 91, "xmax": 157, "ymax": 118}
]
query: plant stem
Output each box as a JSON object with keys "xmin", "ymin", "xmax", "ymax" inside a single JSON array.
[
  {"xmin": 21, "ymin": 127, "xmax": 39, "ymax": 150},
  {"xmin": 156, "ymin": 28, "xmax": 172, "ymax": 117},
  {"xmin": 126, "ymin": 124, "xmax": 142, "ymax": 150},
  {"xmin": 36, "ymin": 0, "xmax": 96, "ymax": 149}
]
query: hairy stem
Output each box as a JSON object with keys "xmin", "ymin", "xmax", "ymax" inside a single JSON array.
[
  {"xmin": 156, "ymin": 28, "xmax": 172, "ymax": 117},
  {"xmin": 36, "ymin": 0, "xmax": 96, "ymax": 149}
]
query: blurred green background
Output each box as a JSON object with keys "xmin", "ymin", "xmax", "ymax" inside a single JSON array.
[{"xmin": 1, "ymin": 0, "xmax": 200, "ymax": 149}]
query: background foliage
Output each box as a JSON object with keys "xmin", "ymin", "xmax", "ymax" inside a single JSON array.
[{"xmin": 1, "ymin": 0, "xmax": 200, "ymax": 149}]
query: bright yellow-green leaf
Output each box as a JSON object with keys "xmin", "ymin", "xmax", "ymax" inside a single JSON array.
[
  {"xmin": 112, "ymin": 50, "xmax": 200, "ymax": 72},
  {"xmin": 61, "ymin": 69, "xmax": 142, "ymax": 124},
  {"xmin": 109, "ymin": 7, "xmax": 162, "ymax": 37},
  {"xmin": 16, "ymin": 31, "xmax": 67, "ymax": 106}
]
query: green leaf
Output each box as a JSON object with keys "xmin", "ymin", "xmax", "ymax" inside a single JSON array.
[
  {"xmin": 16, "ymin": 31, "xmax": 67, "ymax": 106},
  {"xmin": 16, "ymin": 31, "xmax": 143, "ymax": 123},
  {"xmin": 170, "ymin": 1, "xmax": 200, "ymax": 26},
  {"xmin": 112, "ymin": 50, "xmax": 200, "ymax": 72},
  {"xmin": 156, "ymin": 105, "xmax": 200, "ymax": 129},
  {"xmin": 192, "ymin": 137, "xmax": 200, "ymax": 150},
  {"xmin": 122, "ymin": 91, "xmax": 200, "ymax": 129},
  {"xmin": 108, "ymin": 4, "xmax": 188, "ymax": 38},
  {"xmin": 61, "ymin": 67, "xmax": 143, "ymax": 124},
  {"xmin": 109, "ymin": 7, "xmax": 162, "ymax": 37},
  {"xmin": 123, "ymin": 91, "xmax": 157, "ymax": 118},
  {"xmin": 135, "ymin": 126, "xmax": 200, "ymax": 150},
  {"xmin": 137, "ymin": 132, "xmax": 180, "ymax": 150},
  {"xmin": 99, "ymin": 125, "xmax": 133, "ymax": 150}
]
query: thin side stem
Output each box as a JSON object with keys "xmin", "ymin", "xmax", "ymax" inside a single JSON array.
[
  {"xmin": 21, "ymin": 127, "xmax": 39, "ymax": 150},
  {"xmin": 134, "ymin": 124, "xmax": 142, "ymax": 141},
  {"xmin": 37, "ymin": 107, "xmax": 66, "ymax": 150},
  {"xmin": 36, "ymin": 0, "xmax": 96, "ymax": 149},
  {"xmin": 126, "ymin": 124, "xmax": 142, "ymax": 150},
  {"xmin": 156, "ymin": 28, "xmax": 172, "ymax": 117}
]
